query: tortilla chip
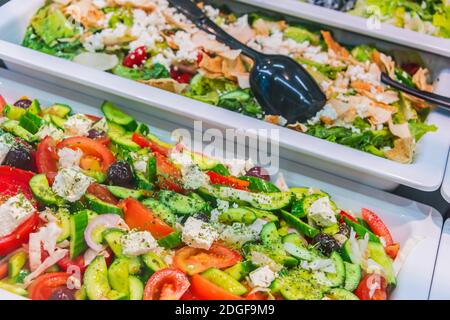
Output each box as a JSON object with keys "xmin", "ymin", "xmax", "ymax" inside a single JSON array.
[
  {"xmin": 412, "ymin": 68, "xmax": 433, "ymax": 92},
  {"xmin": 199, "ymin": 54, "xmax": 224, "ymax": 74},
  {"xmin": 384, "ymin": 138, "xmax": 414, "ymax": 164},
  {"xmin": 287, "ymin": 122, "xmax": 308, "ymax": 133},
  {"xmin": 321, "ymin": 31, "xmax": 349, "ymax": 59},
  {"xmin": 66, "ymin": 0, "xmax": 105, "ymax": 29},
  {"xmin": 388, "ymin": 120, "xmax": 411, "ymax": 139},
  {"xmin": 140, "ymin": 78, "xmax": 188, "ymax": 94}
]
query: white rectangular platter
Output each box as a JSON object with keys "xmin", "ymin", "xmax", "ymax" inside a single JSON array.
[
  {"xmin": 0, "ymin": 1, "xmax": 448, "ymax": 193},
  {"xmin": 429, "ymin": 219, "xmax": 450, "ymax": 300},
  {"xmin": 441, "ymin": 151, "xmax": 450, "ymax": 204},
  {"xmin": 0, "ymin": 69, "xmax": 443, "ymax": 300}
]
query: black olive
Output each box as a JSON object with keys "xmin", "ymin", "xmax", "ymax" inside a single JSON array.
[
  {"xmin": 88, "ymin": 129, "xmax": 105, "ymax": 140},
  {"xmin": 107, "ymin": 161, "xmax": 134, "ymax": 188},
  {"xmin": 3, "ymin": 145, "xmax": 33, "ymax": 170},
  {"xmin": 194, "ymin": 213, "xmax": 210, "ymax": 223},
  {"xmin": 245, "ymin": 166, "xmax": 270, "ymax": 181},
  {"xmin": 311, "ymin": 233, "xmax": 341, "ymax": 256},
  {"xmin": 339, "ymin": 223, "xmax": 350, "ymax": 238},
  {"xmin": 14, "ymin": 99, "xmax": 32, "ymax": 109},
  {"xmin": 48, "ymin": 287, "xmax": 76, "ymax": 301}
]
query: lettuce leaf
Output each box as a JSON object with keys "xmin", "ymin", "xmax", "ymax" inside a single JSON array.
[{"xmin": 409, "ymin": 121, "xmax": 438, "ymax": 141}]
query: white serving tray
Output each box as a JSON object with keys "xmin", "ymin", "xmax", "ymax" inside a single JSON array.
[
  {"xmin": 429, "ymin": 219, "xmax": 450, "ymax": 300},
  {"xmin": 0, "ymin": 0, "xmax": 448, "ymax": 192},
  {"xmin": 441, "ymin": 151, "xmax": 450, "ymax": 203},
  {"xmin": 238, "ymin": 0, "xmax": 450, "ymax": 58},
  {"xmin": 0, "ymin": 69, "xmax": 442, "ymax": 300}
]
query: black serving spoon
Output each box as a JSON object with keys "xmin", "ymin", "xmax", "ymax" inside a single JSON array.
[
  {"xmin": 381, "ymin": 73, "xmax": 450, "ymax": 110},
  {"xmin": 168, "ymin": 0, "xmax": 327, "ymax": 123}
]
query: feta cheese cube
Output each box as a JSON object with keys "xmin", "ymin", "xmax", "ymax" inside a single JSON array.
[
  {"xmin": 63, "ymin": 114, "xmax": 94, "ymax": 137},
  {"xmin": 181, "ymin": 165, "xmax": 209, "ymax": 190},
  {"xmin": 0, "ymin": 193, "xmax": 35, "ymax": 237},
  {"xmin": 52, "ymin": 168, "xmax": 94, "ymax": 202},
  {"xmin": 121, "ymin": 231, "xmax": 158, "ymax": 257},
  {"xmin": 248, "ymin": 266, "xmax": 276, "ymax": 288},
  {"xmin": 58, "ymin": 147, "xmax": 83, "ymax": 169},
  {"xmin": 307, "ymin": 197, "xmax": 337, "ymax": 227},
  {"xmin": 182, "ymin": 217, "xmax": 218, "ymax": 250},
  {"xmin": 35, "ymin": 124, "xmax": 64, "ymax": 141}
]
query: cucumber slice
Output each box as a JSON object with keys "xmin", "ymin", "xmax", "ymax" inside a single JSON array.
[
  {"xmin": 102, "ymin": 101, "xmax": 137, "ymax": 131},
  {"xmin": 107, "ymin": 185, "xmax": 145, "ymax": 200},
  {"xmin": 1, "ymin": 120, "xmax": 35, "ymax": 142},
  {"xmin": 280, "ymin": 210, "xmax": 319, "ymax": 238},
  {"xmin": 3, "ymin": 104, "xmax": 26, "ymax": 120},
  {"xmin": 102, "ymin": 228, "xmax": 126, "ymax": 257},
  {"xmin": 29, "ymin": 174, "xmax": 65, "ymax": 206},
  {"xmin": 56, "ymin": 208, "xmax": 71, "ymax": 242},
  {"xmin": 8, "ymin": 251, "xmax": 27, "ymax": 280},
  {"xmin": 157, "ymin": 231, "xmax": 182, "ymax": 249},
  {"xmin": 141, "ymin": 198, "xmax": 176, "ymax": 226},
  {"xmin": 283, "ymin": 242, "xmax": 315, "ymax": 262},
  {"xmin": 344, "ymin": 262, "xmax": 361, "ymax": 292},
  {"xmin": 84, "ymin": 256, "xmax": 111, "ymax": 300},
  {"xmin": 326, "ymin": 288, "xmax": 359, "ymax": 300},
  {"xmin": 129, "ymin": 276, "xmax": 144, "ymax": 300},
  {"xmin": 224, "ymin": 261, "xmax": 254, "ymax": 281},
  {"xmin": 367, "ymin": 242, "xmax": 396, "ymax": 286},
  {"xmin": 147, "ymin": 156, "xmax": 157, "ymax": 182},
  {"xmin": 282, "ymin": 233, "xmax": 306, "ymax": 247},
  {"xmin": 127, "ymin": 257, "xmax": 142, "ymax": 274},
  {"xmin": 249, "ymin": 208, "xmax": 279, "ymax": 222},
  {"xmin": 0, "ymin": 281, "xmax": 28, "ymax": 296},
  {"xmin": 218, "ymin": 207, "xmax": 256, "ymax": 225},
  {"xmin": 343, "ymin": 217, "xmax": 380, "ymax": 244},
  {"xmin": 108, "ymin": 258, "xmax": 130, "ymax": 296},
  {"xmin": 28, "ymin": 99, "xmax": 42, "ymax": 115},
  {"xmin": 110, "ymin": 132, "xmax": 140, "ymax": 151},
  {"xmin": 70, "ymin": 210, "xmax": 90, "ymax": 259},
  {"xmin": 142, "ymin": 252, "xmax": 167, "ymax": 273},
  {"xmin": 19, "ymin": 111, "xmax": 44, "ymax": 134},
  {"xmin": 201, "ymin": 268, "xmax": 248, "ymax": 296},
  {"xmin": 158, "ymin": 190, "xmax": 207, "ymax": 216},
  {"xmin": 326, "ymin": 251, "xmax": 345, "ymax": 287},
  {"xmin": 260, "ymin": 222, "xmax": 281, "ymax": 245},
  {"xmin": 85, "ymin": 193, "xmax": 123, "ymax": 216},
  {"xmin": 45, "ymin": 103, "xmax": 72, "ymax": 118},
  {"xmin": 50, "ymin": 115, "xmax": 66, "ymax": 129},
  {"xmin": 135, "ymin": 123, "xmax": 149, "ymax": 136}
]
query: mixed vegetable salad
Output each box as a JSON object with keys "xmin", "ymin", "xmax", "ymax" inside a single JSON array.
[
  {"xmin": 305, "ymin": 0, "xmax": 450, "ymax": 38},
  {"xmin": 0, "ymin": 94, "xmax": 403, "ymax": 300},
  {"xmin": 22, "ymin": 0, "xmax": 437, "ymax": 163}
]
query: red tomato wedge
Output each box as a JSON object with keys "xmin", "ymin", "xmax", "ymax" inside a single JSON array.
[
  {"xmin": 173, "ymin": 243, "xmax": 242, "ymax": 275},
  {"xmin": 0, "ymin": 262, "xmax": 8, "ymax": 280},
  {"xmin": 143, "ymin": 268, "xmax": 190, "ymax": 300},
  {"xmin": 36, "ymin": 136, "xmax": 59, "ymax": 174},
  {"xmin": 180, "ymin": 288, "xmax": 200, "ymax": 300},
  {"xmin": 154, "ymin": 152, "xmax": 186, "ymax": 194},
  {"xmin": 339, "ymin": 210, "xmax": 358, "ymax": 224},
  {"xmin": 385, "ymin": 243, "xmax": 400, "ymax": 260},
  {"xmin": 80, "ymin": 155, "xmax": 103, "ymax": 172},
  {"xmin": 28, "ymin": 272, "xmax": 71, "ymax": 300},
  {"xmin": 0, "ymin": 95, "xmax": 6, "ymax": 113},
  {"xmin": 123, "ymin": 46, "xmax": 147, "ymax": 68},
  {"xmin": 119, "ymin": 198, "xmax": 173, "ymax": 239},
  {"xmin": 355, "ymin": 274, "xmax": 388, "ymax": 300},
  {"xmin": 190, "ymin": 274, "xmax": 243, "ymax": 300},
  {"xmin": 0, "ymin": 213, "xmax": 39, "ymax": 256},
  {"xmin": 0, "ymin": 166, "xmax": 35, "ymax": 201},
  {"xmin": 361, "ymin": 208, "xmax": 394, "ymax": 246},
  {"xmin": 132, "ymin": 133, "xmax": 171, "ymax": 157},
  {"xmin": 56, "ymin": 254, "xmax": 86, "ymax": 274},
  {"xmin": 57, "ymin": 137, "xmax": 115, "ymax": 172},
  {"xmin": 206, "ymin": 171, "xmax": 250, "ymax": 190}
]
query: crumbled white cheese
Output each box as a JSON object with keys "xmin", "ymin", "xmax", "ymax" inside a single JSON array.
[
  {"xmin": 250, "ymin": 251, "xmax": 283, "ymax": 272},
  {"xmin": 181, "ymin": 164, "xmax": 210, "ymax": 190},
  {"xmin": 121, "ymin": 231, "xmax": 158, "ymax": 256},
  {"xmin": 248, "ymin": 266, "xmax": 276, "ymax": 288},
  {"xmin": 182, "ymin": 217, "xmax": 218, "ymax": 250},
  {"xmin": 52, "ymin": 168, "xmax": 94, "ymax": 202},
  {"xmin": 0, "ymin": 136, "xmax": 11, "ymax": 164},
  {"xmin": 210, "ymin": 199, "xmax": 230, "ymax": 222},
  {"xmin": 300, "ymin": 258, "xmax": 336, "ymax": 273},
  {"xmin": 63, "ymin": 114, "xmax": 94, "ymax": 137},
  {"xmin": 58, "ymin": 147, "xmax": 83, "ymax": 169},
  {"xmin": 91, "ymin": 118, "xmax": 109, "ymax": 133},
  {"xmin": 223, "ymin": 158, "xmax": 254, "ymax": 176},
  {"xmin": 307, "ymin": 197, "xmax": 337, "ymax": 227},
  {"xmin": 130, "ymin": 152, "xmax": 150, "ymax": 175},
  {"xmin": 219, "ymin": 223, "xmax": 258, "ymax": 247},
  {"xmin": 0, "ymin": 193, "xmax": 35, "ymax": 237},
  {"xmin": 35, "ymin": 124, "xmax": 64, "ymax": 141}
]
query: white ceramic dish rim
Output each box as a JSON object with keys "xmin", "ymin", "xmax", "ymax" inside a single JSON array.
[
  {"xmin": 429, "ymin": 219, "xmax": 450, "ymax": 300},
  {"xmin": 0, "ymin": 69, "xmax": 443, "ymax": 300},
  {"xmin": 0, "ymin": 0, "xmax": 448, "ymax": 192},
  {"xmin": 440, "ymin": 151, "xmax": 450, "ymax": 203},
  {"xmin": 239, "ymin": 0, "xmax": 450, "ymax": 58}
]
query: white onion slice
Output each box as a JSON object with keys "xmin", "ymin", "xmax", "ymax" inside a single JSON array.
[
  {"xmin": 73, "ymin": 52, "xmax": 119, "ymax": 71},
  {"xmin": 84, "ymin": 214, "xmax": 128, "ymax": 252}
]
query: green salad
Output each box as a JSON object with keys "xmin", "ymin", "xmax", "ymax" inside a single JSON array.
[{"xmin": 22, "ymin": 0, "xmax": 437, "ymax": 163}]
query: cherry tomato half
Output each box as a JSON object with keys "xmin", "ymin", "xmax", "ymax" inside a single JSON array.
[{"xmin": 143, "ymin": 268, "xmax": 190, "ymax": 300}]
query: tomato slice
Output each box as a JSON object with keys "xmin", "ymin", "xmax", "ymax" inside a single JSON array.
[
  {"xmin": 385, "ymin": 242, "xmax": 400, "ymax": 260},
  {"xmin": 36, "ymin": 136, "xmax": 59, "ymax": 174},
  {"xmin": 361, "ymin": 208, "xmax": 394, "ymax": 246},
  {"xmin": 170, "ymin": 68, "xmax": 193, "ymax": 84},
  {"xmin": 143, "ymin": 268, "xmax": 190, "ymax": 300},
  {"xmin": 132, "ymin": 133, "xmax": 171, "ymax": 157},
  {"xmin": 190, "ymin": 274, "xmax": 243, "ymax": 300},
  {"xmin": 87, "ymin": 183, "xmax": 118, "ymax": 205},
  {"xmin": 154, "ymin": 152, "xmax": 186, "ymax": 193},
  {"xmin": 0, "ymin": 166, "xmax": 35, "ymax": 201},
  {"xmin": 123, "ymin": 46, "xmax": 147, "ymax": 68},
  {"xmin": 119, "ymin": 198, "xmax": 173, "ymax": 239},
  {"xmin": 339, "ymin": 210, "xmax": 358, "ymax": 224},
  {"xmin": 0, "ymin": 262, "xmax": 8, "ymax": 280},
  {"xmin": 80, "ymin": 155, "xmax": 102, "ymax": 172},
  {"xmin": 354, "ymin": 273, "xmax": 388, "ymax": 300},
  {"xmin": 206, "ymin": 171, "xmax": 250, "ymax": 190},
  {"xmin": 0, "ymin": 213, "xmax": 39, "ymax": 256},
  {"xmin": 180, "ymin": 288, "xmax": 200, "ymax": 300},
  {"xmin": 246, "ymin": 291, "xmax": 270, "ymax": 300},
  {"xmin": 57, "ymin": 137, "xmax": 116, "ymax": 172},
  {"xmin": 173, "ymin": 243, "xmax": 242, "ymax": 275},
  {"xmin": 0, "ymin": 95, "xmax": 6, "ymax": 113},
  {"xmin": 56, "ymin": 254, "xmax": 86, "ymax": 274},
  {"xmin": 28, "ymin": 272, "xmax": 71, "ymax": 300}
]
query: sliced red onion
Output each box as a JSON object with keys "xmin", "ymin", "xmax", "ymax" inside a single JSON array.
[
  {"xmin": 245, "ymin": 166, "xmax": 270, "ymax": 181},
  {"xmin": 84, "ymin": 214, "xmax": 129, "ymax": 252}
]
